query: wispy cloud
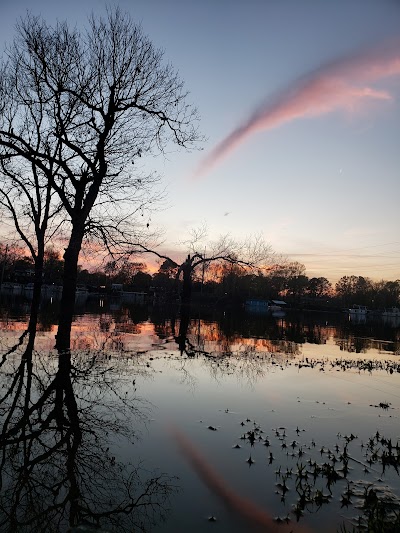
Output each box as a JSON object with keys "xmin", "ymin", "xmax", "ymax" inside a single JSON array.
[{"xmin": 195, "ymin": 38, "xmax": 400, "ymax": 178}]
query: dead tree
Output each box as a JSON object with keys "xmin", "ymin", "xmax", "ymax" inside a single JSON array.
[
  {"xmin": 131, "ymin": 232, "xmax": 274, "ymax": 305},
  {"xmin": 0, "ymin": 8, "xmax": 201, "ymax": 350}
]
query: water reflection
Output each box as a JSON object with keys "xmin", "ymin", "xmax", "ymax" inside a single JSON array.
[
  {"xmin": 0, "ymin": 297, "xmax": 400, "ymax": 532},
  {"xmin": 160, "ymin": 308, "xmax": 399, "ymax": 358},
  {"xmin": 0, "ymin": 334, "xmax": 175, "ymax": 532},
  {"xmin": 0, "ymin": 295, "xmax": 399, "ymax": 357}
]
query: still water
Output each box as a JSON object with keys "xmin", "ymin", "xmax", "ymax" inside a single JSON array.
[{"xmin": 0, "ymin": 293, "xmax": 399, "ymax": 532}]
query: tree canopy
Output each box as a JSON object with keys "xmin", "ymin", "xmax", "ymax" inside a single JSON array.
[{"xmin": 0, "ymin": 7, "xmax": 201, "ymax": 349}]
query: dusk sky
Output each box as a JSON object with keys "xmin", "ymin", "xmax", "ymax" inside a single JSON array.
[{"xmin": 1, "ymin": 0, "xmax": 400, "ymax": 283}]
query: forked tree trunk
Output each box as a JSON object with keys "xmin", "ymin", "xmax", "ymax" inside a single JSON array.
[
  {"xmin": 181, "ymin": 259, "xmax": 193, "ymax": 306},
  {"xmin": 55, "ymin": 224, "xmax": 85, "ymax": 351}
]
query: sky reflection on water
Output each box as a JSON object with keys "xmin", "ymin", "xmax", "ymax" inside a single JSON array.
[
  {"xmin": 131, "ymin": 350, "xmax": 400, "ymax": 532},
  {"xmin": 0, "ymin": 299, "xmax": 399, "ymax": 531}
]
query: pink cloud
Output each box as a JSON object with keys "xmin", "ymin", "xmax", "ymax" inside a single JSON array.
[{"xmin": 195, "ymin": 38, "xmax": 400, "ymax": 178}]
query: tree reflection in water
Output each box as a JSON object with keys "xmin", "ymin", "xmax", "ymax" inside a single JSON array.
[
  {"xmin": 168, "ymin": 305, "xmax": 302, "ymax": 360},
  {"xmin": 151, "ymin": 305, "xmax": 399, "ymax": 361},
  {"xmin": 0, "ymin": 332, "xmax": 175, "ymax": 532}
]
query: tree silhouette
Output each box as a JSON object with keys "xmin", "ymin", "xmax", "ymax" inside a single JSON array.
[
  {"xmin": 132, "ymin": 232, "xmax": 274, "ymax": 305},
  {"xmin": 0, "ymin": 7, "xmax": 201, "ymax": 351},
  {"xmin": 0, "ymin": 142, "xmax": 64, "ymax": 338}
]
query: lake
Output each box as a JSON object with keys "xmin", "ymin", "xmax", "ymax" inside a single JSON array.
[{"xmin": 0, "ymin": 292, "xmax": 399, "ymax": 532}]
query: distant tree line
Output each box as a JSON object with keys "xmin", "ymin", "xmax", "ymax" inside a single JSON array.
[{"xmin": 1, "ymin": 244, "xmax": 398, "ymax": 309}]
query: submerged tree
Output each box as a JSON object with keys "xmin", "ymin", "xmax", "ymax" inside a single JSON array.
[
  {"xmin": 0, "ymin": 8, "xmax": 200, "ymax": 350},
  {"xmin": 132, "ymin": 230, "xmax": 274, "ymax": 305}
]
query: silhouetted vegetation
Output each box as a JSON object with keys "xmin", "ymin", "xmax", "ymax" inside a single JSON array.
[
  {"xmin": 0, "ymin": 7, "xmax": 201, "ymax": 351},
  {"xmin": 2, "ymin": 243, "xmax": 398, "ymax": 312}
]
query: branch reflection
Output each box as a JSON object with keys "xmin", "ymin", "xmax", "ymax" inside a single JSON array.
[{"xmin": 0, "ymin": 335, "xmax": 176, "ymax": 532}]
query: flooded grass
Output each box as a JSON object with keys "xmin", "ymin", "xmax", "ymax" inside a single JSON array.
[{"xmin": 120, "ymin": 343, "xmax": 400, "ymax": 533}]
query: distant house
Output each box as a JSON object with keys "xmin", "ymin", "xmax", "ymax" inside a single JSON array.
[
  {"xmin": 269, "ymin": 300, "xmax": 287, "ymax": 310},
  {"xmin": 245, "ymin": 299, "xmax": 287, "ymax": 314},
  {"xmin": 13, "ymin": 268, "xmax": 35, "ymax": 283},
  {"xmin": 111, "ymin": 283, "xmax": 123, "ymax": 293},
  {"xmin": 245, "ymin": 299, "xmax": 269, "ymax": 312},
  {"xmin": 245, "ymin": 300, "xmax": 268, "ymax": 311}
]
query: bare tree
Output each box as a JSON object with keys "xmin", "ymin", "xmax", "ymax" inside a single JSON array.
[
  {"xmin": 132, "ymin": 230, "xmax": 274, "ymax": 305},
  {"xmin": 0, "ymin": 8, "xmax": 201, "ymax": 350},
  {"xmin": 0, "ymin": 154, "xmax": 64, "ymax": 338}
]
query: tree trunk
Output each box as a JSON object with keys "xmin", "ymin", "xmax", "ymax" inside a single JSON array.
[
  {"xmin": 181, "ymin": 260, "xmax": 192, "ymax": 306},
  {"xmin": 175, "ymin": 304, "xmax": 191, "ymax": 355},
  {"xmin": 28, "ymin": 247, "xmax": 44, "ymax": 337},
  {"xmin": 55, "ymin": 224, "xmax": 84, "ymax": 351}
]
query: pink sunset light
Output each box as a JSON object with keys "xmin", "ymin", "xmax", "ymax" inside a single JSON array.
[{"xmin": 195, "ymin": 39, "xmax": 400, "ymax": 179}]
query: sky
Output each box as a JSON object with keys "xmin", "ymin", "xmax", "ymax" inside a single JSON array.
[{"xmin": 1, "ymin": 0, "xmax": 400, "ymax": 283}]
